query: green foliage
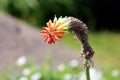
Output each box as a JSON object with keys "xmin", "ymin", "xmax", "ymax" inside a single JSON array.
[
  {"xmin": 0, "ymin": 56, "xmax": 120, "ymax": 80},
  {"xmin": 0, "ymin": 0, "xmax": 95, "ymax": 30},
  {"xmin": 60, "ymin": 32, "xmax": 120, "ymax": 68}
]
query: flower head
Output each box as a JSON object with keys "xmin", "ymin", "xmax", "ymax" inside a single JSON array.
[
  {"xmin": 19, "ymin": 76, "xmax": 28, "ymax": 80},
  {"xmin": 40, "ymin": 16, "xmax": 71, "ymax": 44},
  {"xmin": 64, "ymin": 73, "xmax": 72, "ymax": 80},
  {"xmin": 31, "ymin": 72, "xmax": 42, "ymax": 80},
  {"xmin": 23, "ymin": 68, "xmax": 31, "ymax": 76},
  {"xmin": 70, "ymin": 59, "xmax": 79, "ymax": 68},
  {"xmin": 111, "ymin": 69, "xmax": 119, "ymax": 77},
  {"xmin": 16, "ymin": 56, "xmax": 27, "ymax": 66},
  {"xmin": 57, "ymin": 64, "xmax": 65, "ymax": 71}
]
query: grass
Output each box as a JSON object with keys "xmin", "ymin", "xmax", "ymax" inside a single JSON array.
[{"xmin": 60, "ymin": 31, "xmax": 120, "ymax": 69}]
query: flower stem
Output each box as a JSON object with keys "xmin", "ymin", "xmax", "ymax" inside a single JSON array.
[
  {"xmin": 85, "ymin": 59, "xmax": 90, "ymax": 80},
  {"xmin": 69, "ymin": 17, "xmax": 94, "ymax": 80}
]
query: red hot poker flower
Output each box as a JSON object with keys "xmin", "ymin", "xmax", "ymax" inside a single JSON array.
[{"xmin": 40, "ymin": 16, "xmax": 71, "ymax": 44}]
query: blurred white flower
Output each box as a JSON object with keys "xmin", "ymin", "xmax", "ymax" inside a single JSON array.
[
  {"xmin": 16, "ymin": 56, "xmax": 27, "ymax": 66},
  {"xmin": 19, "ymin": 76, "xmax": 28, "ymax": 80},
  {"xmin": 78, "ymin": 72, "xmax": 86, "ymax": 80},
  {"xmin": 64, "ymin": 73, "xmax": 72, "ymax": 80},
  {"xmin": 90, "ymin": 68, "xmax": 103, "ymax": 80},
  {"xmin": 23, "ymin": 68, "xmax": 31, "ymax": 76},
  {"xmin": 78, "ymin": 68, "xmax": 103, "ymax": 80},
  {"xmin": 57, "ymin": 64, "xmax": 65, "ymax": 71},
  {"xmin": 111, "ymin": 69, "xmax": 119, "ymax": 77},
  {"xmin": 30, "ymin": 72, "xmax": 42, "ymax": 80},
  {"xmin": 70, "ymin": 59, "xmax": 79, "ymax": 68}
]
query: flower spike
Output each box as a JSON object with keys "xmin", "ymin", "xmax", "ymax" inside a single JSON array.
[{"xmin": 40, "ymin": 16, "xmax": 71, "ymax": 44}]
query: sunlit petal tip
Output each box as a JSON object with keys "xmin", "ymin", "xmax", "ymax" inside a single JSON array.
[{"xmin": 54, "ymin": 15, "xmax": 57, "ymax": 21}]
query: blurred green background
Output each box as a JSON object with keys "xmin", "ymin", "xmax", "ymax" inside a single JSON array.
[
  {"xmin": 1, "ymin": 0, "xmax": 120, "ymax": 31},
  {"xmin": 0, "ymin": 0, "xmax": 120, "ymax": 80}
]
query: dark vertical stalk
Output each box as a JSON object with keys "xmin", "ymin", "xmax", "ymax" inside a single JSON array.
[
  {"xmin": 68, "ymin": 17, "xmax": 94, "ymax": 80},
  {"xmin": 86, "ymin": 59, "xmax": 90, "ymax": 80}
]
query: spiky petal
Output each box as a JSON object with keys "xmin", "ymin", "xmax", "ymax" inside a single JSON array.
[{"xmin": 40, "ymin": 16, "xmax": 71, "ymax": 44}]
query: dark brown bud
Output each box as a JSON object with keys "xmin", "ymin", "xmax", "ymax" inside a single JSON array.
[{"xmin": 68, "ymin": 17, "xmax": 94, "ymax": 60}]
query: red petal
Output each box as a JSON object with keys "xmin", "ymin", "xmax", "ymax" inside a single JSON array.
[
  {"xmin": 48, "ymin": 35, "xmax": 56, "ymax": 44},
  {"xmin": 43, "ymin": 36, "xmax": 49, "ymax": 42}
]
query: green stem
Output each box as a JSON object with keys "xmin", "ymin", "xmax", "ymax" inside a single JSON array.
[{"xmin": 85, "ymin": 59, "xmax": 90, "ymax": 80}]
